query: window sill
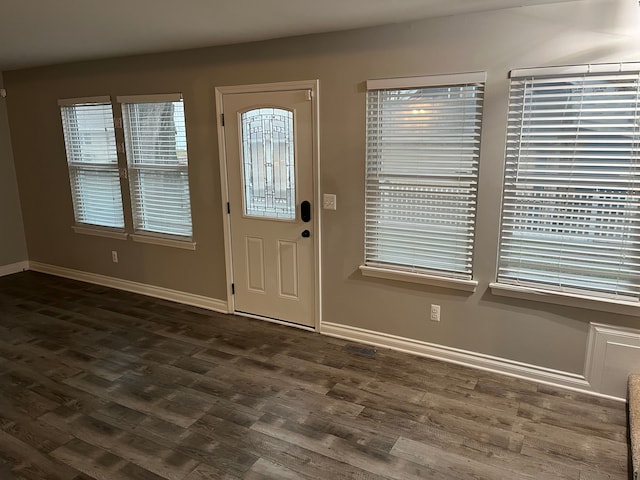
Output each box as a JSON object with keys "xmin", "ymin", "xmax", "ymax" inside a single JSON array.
[
  {"xmin": 489, "ymin": 282, "xmax": 640, "ymax": 317},
  {"xmin": 359, "ymin": 265, "xmax": 478, "ymax": 292},
  {"xmin": 131, "ymin": 234, "xmax": 196, "ymax": 250},
  {"xmin": 72, "ymin": 225, "xmax": 128, "ymax": 240}
]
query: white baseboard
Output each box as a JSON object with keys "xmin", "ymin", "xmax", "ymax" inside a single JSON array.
[
  {"xmin": 0, "ymin": 261, "xmax": 29, "ymax": 277},
  {"xmin": 321, "ymin": 321, "xmax": 622, "ymax": 402},
  {"xmin": 28, "ymin": 261, "xmax": 229, "ymax": 314}
]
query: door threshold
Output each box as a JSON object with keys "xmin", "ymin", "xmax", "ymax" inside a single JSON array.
[{"xmin": 234, "ymin": 310, "xmax": 316, "ymax": 332}]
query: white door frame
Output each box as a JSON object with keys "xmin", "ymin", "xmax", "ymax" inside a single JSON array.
[{"xmin": 215, "ymin": 80, "xmax": 321, "ymax": 330}]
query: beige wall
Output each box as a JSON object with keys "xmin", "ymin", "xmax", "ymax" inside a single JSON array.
[
  {"xmin": 5, "ymin": 0, "xmax": 640, "ymax": 374},
  {"xmin": 0, "ymin": 72, "xmax": 27, "ymax": 267}
]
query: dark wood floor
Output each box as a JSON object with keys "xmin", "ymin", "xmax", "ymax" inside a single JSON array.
[{"xmin": 0, "ymin": 271, "xmax": 629, "ymax": 479}]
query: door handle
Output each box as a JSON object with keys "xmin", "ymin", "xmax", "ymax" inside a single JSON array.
[
  {"xmin": 301, "ymin": 200, "xmax": 311, "ymax": 222},
  {"xmin": 301, "ymin": 230, "xmax": 310, "ymax": 238}
]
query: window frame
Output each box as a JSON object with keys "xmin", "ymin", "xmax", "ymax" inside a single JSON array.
[
  {"xmin": 491, "ymin": 62, "xmax": 640, "ymax": 315},
  {"xmin": 360, "ymin": 72, "xmax": 486, "ymax": 292},
  {"xmin": 58, "ymin": 96, "xmax": 126, "ymax": 234},
  {"xmin": 118, "ymin": 93, "xmax": 195, "ymax": 244}
]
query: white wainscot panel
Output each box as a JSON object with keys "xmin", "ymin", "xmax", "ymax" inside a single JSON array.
[{"xmin": 586, "ymin": 323, "xmax": 640, "ymax": 398}]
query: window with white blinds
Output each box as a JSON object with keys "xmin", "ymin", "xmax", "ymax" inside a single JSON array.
[
  {"xmin": 363, "ymin": 73, "xmax": 485, "ymax": 282},
  {"xmin": 120, "ymin": 94, "xmax": 193, "ymax": 239},
  {"xmin": 59, "ymin": 97, "xmax": 124, "ymax": 229},
  {"xmin": 496, "ymin": 64, "xmax": 640, "ymax": 302}
]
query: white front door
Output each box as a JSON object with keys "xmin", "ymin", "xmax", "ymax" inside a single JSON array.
[{"xmin": 219, "ymin": 86, "xmax": 317, "ymax": 328}]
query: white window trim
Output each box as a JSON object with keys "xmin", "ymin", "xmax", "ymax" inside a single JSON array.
[
  {"xmin": 59, "ymin": 94, "xmax": 195, "ymax": 249},
  {"xmin": 120, "ymin": 93, "xmax": 194, "ymax": 241},
  {"xmin": 510, "ymin": 62, "xmax": 640, "ymax": 78},
  {"xmin": 495, "ymin": 62, "xmax": 640, "ymax": 307},
  {"xmin": 360, "ymin": 265, "xmax": 478, "ymax": 292},
  {"xmin": 60, "ymin": 98, "xmax": 125, "ymax": 230},
  {"xmin": 362, "ymin": 71, "xmax": 485, "ymax": 289},
  {"xmin": 58, "ymin": 96, "xmax": 111, "ymax": 106},
  {"xmin": 72, "ymin": 225, "xmax": 128, "ymax": 240},
  {"xmin": 116, "ymin": 93, "xmax": 182, "ymax": 104},
  {"xmin": 490, "ymin": 282, "xmax": 640, "ymax": 317},
  {"xmin": 131, "ymin": 234, "xmax": 196, "ymax": 250},
  {"xmin": 367, "ymin": 71, "xmax": 487, "ymax": 90}
]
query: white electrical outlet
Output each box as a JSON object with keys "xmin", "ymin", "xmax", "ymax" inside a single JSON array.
[
  {"xmin": 430, "ymin": 304, "xmax": 441, "ymax": 322},
  {"xmin": 111, "ymin": 251, "xmax": 118, "ymax": 263},
  {"xmin": 323, "ymin": 193, "xmax": 337, "ymax": 210}
]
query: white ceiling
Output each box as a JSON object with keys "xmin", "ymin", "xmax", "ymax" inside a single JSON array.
[{"xmin": 0, "ymin": 0, "xmax": 584, "ymax": 71}]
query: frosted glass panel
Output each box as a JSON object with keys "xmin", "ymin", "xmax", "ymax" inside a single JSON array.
[{"xmin": 241, "ymin": 108, "xmax": 295, "ymax": 219}]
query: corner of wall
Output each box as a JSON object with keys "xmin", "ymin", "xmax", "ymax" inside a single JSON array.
[{"xmin": 0, "ymin": 70, "xmax": 28, "ymax": 268}]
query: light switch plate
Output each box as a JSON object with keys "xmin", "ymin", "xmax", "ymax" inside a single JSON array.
[{"xmin": 323, "ymin": 194, "xmax": 337, "ymax": 210}]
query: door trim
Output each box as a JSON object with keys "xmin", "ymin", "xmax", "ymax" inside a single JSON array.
[{"xmin": 215, "ymin": 80, "xmax": 321, "ymax": 330}]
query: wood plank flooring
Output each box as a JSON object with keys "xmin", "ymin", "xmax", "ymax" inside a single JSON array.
[{"xmin": 0, "ymin": 271, "xmax": 629, "ymax": 479}]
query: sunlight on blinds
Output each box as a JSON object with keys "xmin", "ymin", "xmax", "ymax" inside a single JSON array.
[
  {"xmin": 60, "ymin": 101, "xmax": 124, "ymax": 229},
  {"xmin": 497, "ymin": 68, "xmax": 640, "ymax": 300},
  {"xmin": 365, "ymin": 78, "xmax": 484, "ymax": 279},
  {"xmin": 122, "ymin": 98, "xmax": 193, "ymax": 238}
]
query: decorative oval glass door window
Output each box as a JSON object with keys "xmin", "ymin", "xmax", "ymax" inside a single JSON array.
[{"xmin": 241, "ymin": 108, "xmax": 295, "ymax": 220}]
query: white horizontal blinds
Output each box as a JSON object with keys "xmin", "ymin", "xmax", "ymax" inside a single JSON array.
[
  {"xmin": 59, "ymin": 101, "xmax": 124, "ymax": 228},
  {"xmin": 122, "ymin": 98, "xmax": 193, "ymax": 238},
  {"xmin": 498, "ymin": 67, "xmax": 640, "ymax": 300},
  {"xmin": 365, "ymin": 77, "xmax": 484, "ymax": 279}
]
